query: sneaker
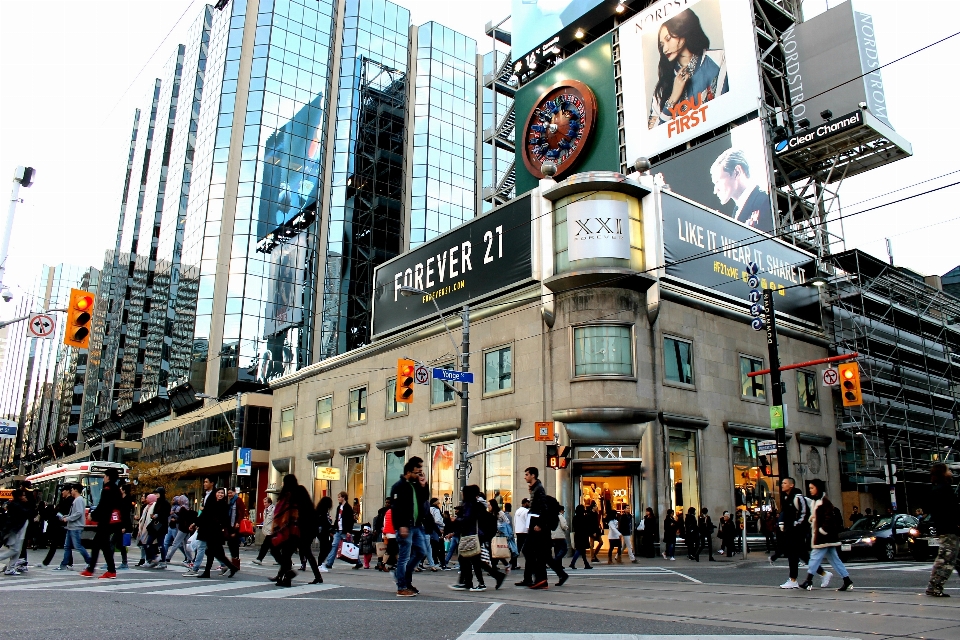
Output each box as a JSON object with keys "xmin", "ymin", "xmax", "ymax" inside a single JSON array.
[
  {"xmin": 3, "ymin": 569, "xmax": 21, "ymax": 576},
  {"xmin": 98, "ymin": 572, "xmax": 117, "ymax": 579},
  {"xmin": 779, "ymin": 579, "xmax": 799, "ymax": 589},
  {"xmin": 449, "ymin": 583, "xmax": 468, "ymax": 590},
  {"xmin": 669, "ymin": 557, "xmax": 676, "ymax": 561},
  {"xmin": 441, "ymin": 565, "xmax": 452, "ymax": 571},
  {"xmin": 837, "ymin": 577, "xmax": 853, "ymax": 592},
  {"xmin": 470, "ymin": 585, "xmax": 487, "ymax": 592},
  {"xmin": 251, "ymin": 559, "xmax": 263, "ymax": 566},
  {"xmin": 396, "ymin": 588, "xmax": 417, "ymax": 597},
  {"xmin": 319, "ymin": 565, "xmax": 330, "ymax": 572},
  {"xmin": 79, "ymin": 570, "xmax": 95, "ymax": 578},
  {"xmin": 182, "ymin": 569, "xmax": 198, "ymax": 577},
  {"xmin": 52, "ymin": 566, "xmax": 69, "ymax": 571},
  {"xmin": 409, "ymin": 586, "xmax": 420, "ymax": 594},
  {"xmin": 155, "ymin": 563, "xmax": 167, "ymax": 570},
  {"xmin": 219, "ymin": 566, "xmax": 230, "ymax": 576},
  {"xmin": 119, "ymin": 563, "xmax": 130, "ymax": 570},
  {"xmin": 530, "ymin": 580, "xmax": 549, "ymax": 590},
  {"xmin": 820, "ymin": 571, "xmax": 833, "ymax": 588},
  {"xmin": 33, "ymin": 563, "xmax": 46, "ymax": 569},
  {"xmin": 925, "ymin": 590, "xmax": 950, "ymax": 597}
]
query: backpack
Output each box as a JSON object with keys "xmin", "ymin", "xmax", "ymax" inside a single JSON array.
[{"xmin": 542, "ymin": 494, "xmax": 561, "ymax": 532}]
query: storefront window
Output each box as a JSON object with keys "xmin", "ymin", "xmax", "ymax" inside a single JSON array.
[
  {"xmin": 483, "ymin": 433, "xmax": 512, "ymax": 508},
  {"xmin": 279, "ymin": 406, "xmax": 294, "ymax": 440},
  {"xmin": 348, "ymin": 386, "xmax": 367, "ymax": 424},
  {"xmin": 384, "ymin": 449, "xmax": 405, "ymax": 499},
  {"xmin": 316, "ymin": 395, "xmax": 333, "ymax": 432},
  {"xmin": 313, "ymin": 463, "xmax": 330, "ymax": 505},
  {"xmin": 385, "ymin": 378, "xmax": 410, "ymax": 416},
  {"xmin": 431, "ymin": 362, "xmax": 456, "ymax": 405},
  {"xmin": 796, "ymin": 370, "xmax": 819, "ymax": 411},
  {"xmin": 664, "ymin": 337, "xmax": 694, "ymax": 385},
  {"xmin": 731, "ymin": 436, "xmax": 778, "ymax": 524},
  {"xmin": 740, "ymin": 355, "xmax": 766, "ymax": 399},
  {"xmin": 484, "ymin": 345, "xmax": 512, "ymax": 395},
  {"xmin": 669, "ymin": 429, "xmax": 700, "ymax": 513},
  {"xmin": 431, "ymin": 443, "xmax": 455, "ymax": 509},
  {"xmin": 579, "ymin": 476, "xmax": 632, "ymax": 551},
  {"xmin": 346, "ymin": 455, "xmax": 365, "ymax": 524},
  {"xmin": 573, "ymin": 325, "xmax": 633, "ymax": 377}
]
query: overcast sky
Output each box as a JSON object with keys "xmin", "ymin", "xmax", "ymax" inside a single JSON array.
[{"xmin": 0, "ymin": 0, "xmax": 958, "ymax": 319}]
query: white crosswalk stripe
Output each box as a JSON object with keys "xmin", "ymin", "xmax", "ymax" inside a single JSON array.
[
  {"xmin": 229, "ymin": 583, "xmax": 340, "ymax": 598},
  {"xmin": 2, "ymin": 575, "xmax": 341, "ymax": 599},
  {"xmin": 70, "ymin": 579, "xmax": 186, "ymax": 592}
]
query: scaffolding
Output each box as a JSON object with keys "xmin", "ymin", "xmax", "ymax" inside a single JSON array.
[
  {"xmin": 481, "ymin": 18, "xmax": 516, "ymax": 210},
  {"xmin": 826, "ymin": 249, "xmax": 960, "ymax": 509}
]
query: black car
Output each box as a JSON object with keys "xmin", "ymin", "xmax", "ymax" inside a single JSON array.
[
  {"xmin": 838, "ymin": 514, "xmax": 919, "ymax": 561},
  {"xmin": 907, "ymin": 514, "xmax": 939, "ymax": 561}
]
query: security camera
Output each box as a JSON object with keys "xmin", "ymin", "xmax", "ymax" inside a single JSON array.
[
  {"xmin": 633, "ymin": 157, "xmax": 652, "ymax": 174},
  {"xmin": 1, "ymin": 287, "xmax": 12, "ymax": 303},
  {"xmin": 541, "ymin": 161, "xmax": 558, "ymax": 177},
  {"xmin": 858, "ymin": 101, "xmax": 868, "ymax": 110}
]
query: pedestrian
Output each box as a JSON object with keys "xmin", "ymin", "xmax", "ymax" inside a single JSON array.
[
  {"xmin": 79, "ymin": 467, "xmax": 122, "ymax": 579},
  {"xmin": 359, "ymin": 524, "xmax": 375, "ymax": 569},
  {"xmin": 516, "ymin": 467, "xmax": 567, "ymax": 589},
  {"xmin": 428, "ymin": 497, "xmax": 445, "ymax": 571},
  {"xmin": 552, "ymin": 505, "xmax": 569, "ymax": 564},
  {"xmin": 225, "ymin": 488, "xmax": 247, "ymax": 569},
  {"xmin": 514, "ymin": 497, "xmax": 530, "ymax": 566},
  {"xmin": 640, "ymin": 507, "xmax": 659, "ymax": 558},
  {"xmin": 0, "ymin": 490, "xmax": 33, "ymax": 575},
  {"xmin": 112, "ymin": 483, "xmax": 133, "ymax": 570},
  {"xmin": 315, "ymin": 495, "xmax": 334, "ymax": 570},
  {"xmin": 798, "ymin": 479, "xmax": 852, "ymax": 592},
  {"xmin": 698, "ymin": 508, "xmax": 715, "ymax": 561},
  {"xmin": 848, "ymin": 505, "xmax": 862, "ymax": 526},
  {"xmin": 38, "ymin": 486, "xmax": 72, "ymax": 568},
  {"xmin": 381, "ymin": 497, "xmax": 399, "ymax": 571},
  {"xmin": 292, "ymin": 483, "xmax": 323, "ymax": 583},
  {"xmin": 251, "ymin": 496, "xmax": 275, "ymax": 566},
  {"xmin": 662, "ymin": 509, "xmax": 678, "ymax": 560},
  {"xmin": 589, "ymin": 501, "xmax": 604, "ymax": 562},
  {"xmin": 501, "ymin": 502, "xmax": 517, "ymax": 570},
  {"xmin": 762, "ymin": 510, "xmax": 778, "ymax": 552},
  {"xmin": 161, "ymin": 491, "xmax": 182, "ymax": 565},
  {"xmin": 448, "ymin": 484, "xmax": 505, "ymax": 592},
  {"xmin": 270, "ymin": 475, "xmax": 300, "ymax": 586},
  {"xmin": 150, "ymin": 487, "xmax": 170, "ymax": 563},
  {"xmin": 618, "ymin": 508, "xmax": 637, "ymax": 563},
  {"xmin": 925, "ymin": 462, "xmax": 960, "ymax": 598},
  {"xmin": 137, "ymin": 493, "xmax": 158, "ymax": 566},
  {"xmin": 52, "ymin": 484, "xmax": 92, "ymax": 572},
  {"xmin": 718, "ymin": 511, "xmax": 736, "ymax": 557},
  {"xmin": 416, "ymin": 471, "xmax": 438, "ymax": 573},
  {"xmin": 684, "ymin": 507, "xmax": 699, "ymax": 560},
  {"xmin": 569, "ymin": 504, "xmax": 595, "ymax": 569},
  {"xmin": 194, "ymin": 487, "xmax": 236, "ymax": 579},
  {"xmin": 16, "ymin": 482, "xmax": 38, "ymax": 570},
  {"xmin": 322, "ymin": 491, "xmax": 355, "ymax": 570},
  {"xmin": 164, "ymin": 496, "xmax": 196, "ymax": 568},
  {"xmin": 489, "ymin": 500, "xmax": 512, "ymax": 572},
  {"xmin": 184, "ymin": 477, "xmax": 215, "ymax": 575},
  {"xmin": 389, "ymin": 456, "xmax": 430, "ymax": 597},
  {"xmin": 607, "ymin": 512, "xmax": 623, "ymax": 563},
  {"xmin": 778, "ymin": 476, "xmax": 810, "ymax": 589}
]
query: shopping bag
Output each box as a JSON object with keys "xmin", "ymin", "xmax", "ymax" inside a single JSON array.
[
  {"xmin": 337, "ymin": 541, "xmax": 360, "ymax": 562},
  {"xmin": 491, "ymin": 536, "xmax": 511, "ymax": 559},
  {"xmin": 239, "ymin": 519, "xmax": 254, "ymax": 536},
  {"xmin": 122, "ymin": 532, "xmax": 132, "ymax": 547},
  {"xmin": 375, "ymin": 541, "xmax": 387, "ymax": 558},
  {"xmin": 480, "ymin": 542, "xmax": 491, "ymax": 566}
]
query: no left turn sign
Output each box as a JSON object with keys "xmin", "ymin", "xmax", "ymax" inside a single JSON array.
[
  {"xmin": 822, "ymin": 368, "xmax": 839, "ymax": 387},
  {"xmin": 27, "ymin": 313, "xmax": 56, "ymax": 339}
]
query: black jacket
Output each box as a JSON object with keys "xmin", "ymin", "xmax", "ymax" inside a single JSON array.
[
  {"xmin": 389, "ymin": 478, "xmax": 431, "ymax": 530},
  {"xmin": 929, "ymin": 480, "xmax": 960, "ymax": 536},
  {"xmin": 572, "ymin": 508, "xmax": 598, "ymax": 548},
  {"xmin": 641, "ymin": 514, "xmax": 659, "ymax": 543},
  {"xmin": 177, "ymin": 509, "xmax": 197, "ymax": 533},
  {"xmin": 332, "ymin": 502, "xmax": 355, "ymax": 535},
  {"xmin": 780, "ymin": 487, "xmax": 808, "ymax": 531},
  {"xmin": 663, "ymin": 517, "xmax": 678, "ymax": 543},
  {"xmin": 47, "ymin": 496, "xmax": 73, "ymax": 531},
  {"xmin": 196, "ymin": 491, "xmax": 228, "ymax": 543},
  {"xmin": 456, "ymin": 501, "xmax": 494, "ymax": 542},
  {"xmin": 683, "ymin": 514, "xmax": 698, "ymax": 539},
  {"xmin": 152, "ymin": 497, "xmax": 171, "ymax": 532},
  {"xmin": 92, "ymin": 481, "xmax": 122, "ymax": 528},
  {"xmin": 527, "ymin": 480, "xmax": 549, "ymax": 534}
]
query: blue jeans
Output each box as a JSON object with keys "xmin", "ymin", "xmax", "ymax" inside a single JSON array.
[
  {"xmin": 191, "ymin": 540, "xmax": 208, "ymax": 571},
  {"xmin": 60, "ymin": 530, "xmax": 91, "ymax": 568},
  {"xmin": 420, "ymin": 531, "xmax": 436, "ymax": 568},
  {"xmin": 324, "ymin": 531, "xmax": 349, "ymax": 568},
  {"xmin": 165, "ymin": 529, "xmax": 193, "ymax": 563},
  {"xmin": 806, "ymin": 546, "xmax": 849, "ymax": 579},
  {"xmin": 395, "ymin": 526, "xmax": 427, "ymax": 590},
  {"xmin": 444, "ymin": 534, "xmax": 460, "ymax": 566},
  {"xmin": 162, "ymin": 527, "xmax": 178, "ymax": 560}
]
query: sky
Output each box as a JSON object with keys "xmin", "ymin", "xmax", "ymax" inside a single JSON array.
[{"xmin": 0, "ymin": 0, "xmax": 958, "ymax": 320}]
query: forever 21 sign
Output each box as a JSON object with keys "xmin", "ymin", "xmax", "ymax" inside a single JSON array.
[{"xmin": 372, "ymin": 195, "xmax": 534, "ymax": 337}]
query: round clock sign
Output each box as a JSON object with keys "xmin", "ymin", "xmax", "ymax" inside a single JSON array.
[{"xmin": 522, "ymin": 80, "xmax": 598, "ymax": 180}]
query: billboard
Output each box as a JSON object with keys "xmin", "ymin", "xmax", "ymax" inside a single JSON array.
[
  {"xmin": 782, "ymin": 3, "xmax": 891, "ymax": 130},
  {"xmin": 661, "ymin": 192, "xmax": 819, "ymax": 324},
  {"xmin": 652, "ymin": 118, "xmax": 773, "ymax": 234},
  {"xmin": 512, "ymin": 0, "xmax": 606, "ymax": 61},
  {"xmin": 372, "ymin": 195, "xmax": 533, "ymax": 337},
  {"xmin": 620, "ymin": 0, "xmax": 761, "ymax": 160}
]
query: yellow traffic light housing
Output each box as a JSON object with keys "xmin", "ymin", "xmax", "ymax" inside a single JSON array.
[
  {"xmin": 396, "ymin": 358, "xmax": 415, "ymax": 404},
  {"xmin": 838, "ymin": 362, "xmax": 862, "ymax": 406},
  {"xmin": 64, "ymin": 288, "xmax": 95, "ymax": 349}
]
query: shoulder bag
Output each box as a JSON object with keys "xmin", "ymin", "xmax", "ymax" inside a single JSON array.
[{"xmin": 458, "ymin": 522, "xmax": 481, "ymax": 558}]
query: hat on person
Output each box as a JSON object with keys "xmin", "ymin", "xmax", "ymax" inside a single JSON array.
[{"xmin": 155, "ymin": 487, "xmax": 166, "ymax": 495}]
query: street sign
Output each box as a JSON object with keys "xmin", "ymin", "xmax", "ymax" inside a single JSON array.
[
  {"xmin": 27, "ymin": 313, "xmax": 55, "ymax": 339},
  {"xmin": 237, "ymin": 447, "xmax": 252, "ymax": 476},
  {"xmin": 757, "ymin": 440, "xmax": 778, "ymax": 455},
  {"xmin": 315, "ymin": 466, "xmax": 340, "ymax": 481},
  {"xmin": 0, "ymin": 419, "xmax": 17, "ymax": 439},
  {"xmin": 535, "ymin": 421, "xmax": 555, "ymax": 442},
  {"xmin": 432, "ymin": 368, "xmax": 474, "ymax": 384},
  {"xmin": 822, "ymin": 368, "xmax": 839, "ymax": 387},
  {"xmin": 770, "ymin": 405, "xmax": 785, "ymax": 430},
  {"xmin": 414, "ymin": 365, "xmax": 430, "ymax": 385}
]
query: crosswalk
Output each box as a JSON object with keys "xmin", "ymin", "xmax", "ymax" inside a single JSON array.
[
  {"xmin": 560, "ymin": 566, "xmax": 702, "ymax": 583},
  {"xmin": 764, "ymin": 560, "xmax": 932, "ymax": 572},
  {"xmin": 0, "ymin": 573, "xmax": 341, "ymax": 598}
]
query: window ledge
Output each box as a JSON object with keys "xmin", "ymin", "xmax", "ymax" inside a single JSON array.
[
  {"xmin": 797, "ymin": 407, "xmax": 821, "ymax": 415},
  {"xmin": 347, "ymin": 420, "xmax": 367, "ymax": 427},
  {"xmin": 430, "ymin": 401, "xmax": 457, "ymax": 410},
  {"xmin": 278, "ymin": 436, "xmax": 294, "ymax": 443},
  {"xmin": 386, "ymin": 411, "xmax": 409, "ymax": 420},
  {"xmin": 571, "ymin": 375, "xmax": 637, "ymax": 383},
  {"xmin": 739, "ymin": 395, "xmax": 768, "ymax": 405},
  {"xmin": 482, "ymin": 387, "xmax": 514, "ymax": 399},
  {"xmin": 663, "ymin": 380, "xmax": 696, "ymax": 391}
]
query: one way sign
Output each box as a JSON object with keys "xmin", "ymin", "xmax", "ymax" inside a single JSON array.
[{"xmin": 27, "ymin": 313, "xmax": 56, "ymax": 339}]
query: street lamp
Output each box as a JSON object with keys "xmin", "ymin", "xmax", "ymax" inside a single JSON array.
[
  {"xmin": 197, "ymin": 392, "xmax": 242, "ymax": 490},
  {"xmin": 398, "ymin": 285, "xmax": 470, "ymax": 496}
]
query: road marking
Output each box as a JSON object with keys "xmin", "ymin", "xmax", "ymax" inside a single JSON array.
[
  {"xmin": 664, "ymin": 570, "xmax": 702, "ymax": 584},
  {"xmin": 0, "ymin": 578, "xmax": 75, "ymax": 591},
  {"xmin": 228, "ymin": 582, "xmax": 341, "ymax": 598},
  {"xmin": 144, "ymin": 581, "xmax": 266, "ymax": 596},
  {"xmin": 457, "ymin": 602, "xmax": 502, "ymax": 639},
  {"xmin": 458, "ymin": 636, "xmax": 857, "ymax": 640},
  {"xmin": 69, "ymin": 579, "xmax": 185, "ymax": 592}
]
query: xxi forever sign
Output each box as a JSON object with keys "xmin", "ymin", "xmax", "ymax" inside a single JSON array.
[{"xmin": 372, "ymin": 195, "xmax": 534, "ymax": 337}]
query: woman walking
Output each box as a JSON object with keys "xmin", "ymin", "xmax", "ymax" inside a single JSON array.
[
  {"xmin": 137, "ymin": 494, "xmax": 158, "ymax": 566},
  {"xmin": 271, "ymin": 475, "xmax": 301, "ymax": 586},
  {"xmin": 798, "ymin": 479, "xmax": 853, "ymax": 592},
  {"xmin": 315, "ymin": 495, "xmax": 334, "ymax": 572},
  {"xmin": 606, "ymin": 514, "xmax": 623, "ymax": 563},
  {"xmin": 197, "ymin": 488, "xmax": 237, "ymax": 579},
  {"xmin": 662, "ymin": 510, "xmax": 678, "ymax": 560},
  {"xmin": 492, "ymin": 501, "xmax": 518, "ymax": 572},
  {"xmin": 640, "ymin": 507, "xmax": 659, "ymax": 558},
  {"xmin": 448, "ymin": 485, "xmax": 504, "ymax": 591},
  {"xmin": 569, "ymin": 504, "xmax": 595, "ymax": 569},
  {"xmin": 294, "ymin": 483, "xmax": 323, "ymax": 583},
  {"xmin": 718, "ymin": 512, "xmax": 737, "ymax": 558},
  {"xmin": 684, "ymin": 507, "xmax": 699, "ymax": 560}
]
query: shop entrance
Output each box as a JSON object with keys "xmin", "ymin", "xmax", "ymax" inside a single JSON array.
[{"xmin": 578, "ymin": 475, "xmax": 635, "ymax": 552}]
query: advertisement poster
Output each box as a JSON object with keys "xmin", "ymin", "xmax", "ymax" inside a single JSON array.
[
  {"xmin": 512, "ymin": 0, "xmax": 606, "ymax": 60},
  {"xmin": 652, "ymin": 118, "xmax": 773, "ymax": 234},
  {"xmin": 620, "ymin": 0, "xmax": 761, "ymax": 160}
]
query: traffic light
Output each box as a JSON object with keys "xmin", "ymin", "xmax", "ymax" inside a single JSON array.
[
  {"xmin": 396, "ymin": 358, "xmax": 415, "ymax": 404},
  {"xmin": 63, "ymin": 288, "xmax": 95, "ymax": 349},
  {"xmin": 838, "ymin": 362, "xmax": 862, "ymax": 406},
  {"xmin": 758, "ymin": 455, "xmax": 773, "ymax": 477},
  {"xmin": 546, "ymin": 445, "xmax": 569, "ymax": 469}
]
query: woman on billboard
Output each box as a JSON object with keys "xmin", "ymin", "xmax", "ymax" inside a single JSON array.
[{"xmin": 647, "ymin": 8, "xmax": 728, "ymax": 129}]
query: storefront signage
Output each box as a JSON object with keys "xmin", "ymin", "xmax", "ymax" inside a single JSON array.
[
  {"xmin": 372, "ymin": 195, "xmax": 533, "ymax": 337},
  {"xmin": 661, "ymin": 192, "xmax": 820, "ymax": 325},
  {"xmin": 774, "ymin": 111, "xmax": 862, "ymax": 156},
  {"xmin": 577, "ymin": 446, "xmax": 638, "ymax": 460},
  {"xmin": 237, "ymin": 447, "xmax": 252, "ymax": 476},
  {"xmin": 315, "ymin": 466, "xmax": 340, "ymax": 481},
  {"xmin": 567, "ymin": 199, "xmax": 631, "ymax": 262}
]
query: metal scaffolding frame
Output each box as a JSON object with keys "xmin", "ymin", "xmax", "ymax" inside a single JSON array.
[{"xmin": 481, "ymin": 19, "xmax": 516, "ymax": 209}]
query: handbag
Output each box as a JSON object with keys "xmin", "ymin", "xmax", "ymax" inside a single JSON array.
[
  {"xmin": 491, "ymin": 535, "xmax": 511, "ymax": 559},
  {"xmin": 239, "ymin": 519, "xmax": 254, "ymax": 536},
  {"xmin": 122, "ymin": 532, "xmax": 132, "ymax": 547},
  {"xmin": 637, "ymin": 519, "xmax": 645, "ymax": 532},
  {"xmin": 375, "ymin": 541, "xmax": 387, "ymax": 558},
  {"xmin": 458, "ymin": 523, "xmax": 481, "ymax": 558},
  {"xmin": 338, "ymin": 540, "xmax": 360, "ymax": 562}
]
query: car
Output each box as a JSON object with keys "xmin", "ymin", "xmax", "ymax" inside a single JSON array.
[
  {"xmin": 837, "ymin": 514, "xmax": 919, "ymax": 561},
  {"xmin": 907, "ymin": 514, "xmax": 939, "ymax": 561}
]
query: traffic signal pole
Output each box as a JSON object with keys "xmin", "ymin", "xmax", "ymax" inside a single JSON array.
[
  {"xmin": 762, "ymin": 290, "xmax": 789, "ymax": 483},
  {"xmin": 459, "ymin": 305, "xmax": 469, "ymax": 498}
]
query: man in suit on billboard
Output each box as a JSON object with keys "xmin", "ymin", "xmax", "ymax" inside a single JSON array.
[{"xmin": 710, "ymin": 149, "xmax": 774, "ymax": 234}]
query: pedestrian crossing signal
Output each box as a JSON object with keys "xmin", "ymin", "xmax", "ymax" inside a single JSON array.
[
  {"xmin": 396, "ymin": 358, "xmax": 415, "ymax": 404},
  {"xmin": 546, "ymin": 444, "xmax": 569, "ymax": 469},
  {"xmin": 63, "ymin": 288, "xmax": 95, "ymax": 349},
  {"xmin": 838, "ymin": 362, "xmax": 862, "ymax": 406}
]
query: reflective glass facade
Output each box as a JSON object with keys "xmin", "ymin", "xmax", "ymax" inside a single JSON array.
[{"xmin": 409, "ymin": 22, "xmax": 477, "ymax": 247}]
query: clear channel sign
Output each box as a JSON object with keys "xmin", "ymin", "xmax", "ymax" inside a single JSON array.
[{"xmin": 432, "ymin": 368, "xmax": 474, "ymax": 384}]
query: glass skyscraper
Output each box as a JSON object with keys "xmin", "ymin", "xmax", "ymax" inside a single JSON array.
[{"xmin": 78, "ymin": 0, "xmax": 479, "ymax": 444}]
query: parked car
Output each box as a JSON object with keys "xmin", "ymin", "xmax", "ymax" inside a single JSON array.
[
  {"xmin": 838, "ymin": 514, "xmax": 919, "ymax": 561},
  {"xmin": 907, "ymin": 514, "xmax": 939, "ymax": 561}
]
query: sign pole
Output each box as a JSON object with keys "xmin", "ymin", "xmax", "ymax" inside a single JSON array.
[
  {"xmin": 230, "ymin": 392, "xmax": 241, "ymax": 491},
  {"xmin": 459, "ymin": 305, "xmax": 470, "ymax": 498},
  {"xmin": 763, "ymin": 290, "xmax": 788, "ymax": 484}
]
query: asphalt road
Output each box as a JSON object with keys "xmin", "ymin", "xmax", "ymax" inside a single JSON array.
[{"xmin": 0, "ymin": 549, "xmax": 956, "ymax": 640}]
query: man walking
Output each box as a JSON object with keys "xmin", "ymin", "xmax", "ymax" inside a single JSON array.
[
  {"xmin": 517, "ymin": 467, "xmax": 568, "ymax": 589},
  {"xmin": 322, "ymin": 491, "xmax": 356, "ymax": 570},
  {"xmin": 39, "ymin": 487, "xmax": 73, "ymax": 568},
  {"xmin": 184, "ymin": 476, "xmax": 216, "ymax": 576},
  {"xmin": 226, "ymin": 488, "xmax": 247, "ymax": 569},
  {"xmin": 80, "ymin": 467, "xmax": 121, "ymax": 579},
  {"xmin": 0, "ymin": 490, "xmax": 32, "ymax": 575},
  {"xmin": 925, "ymin": 463, "xmax": 960, "ymax": 597},
  {"xmin": 618, "ymin": 508, "xmax": 637, "ymax": 563},
  {"xmin": 390, "ymin": 457, "xmax": 430, "ymax": 597},
  {"xmin": 552, "ymin": 505, "xmax": 569, "ymax": 563},
  {"xmin": 697, "ymin": 508, "xmax": 715, "ymax": 561},
  {"xmin": 54, "ymin": 484, "xmax": 91, "ymax": 571},
  {"xmin": 778, "ymin": 477, "xmax": 809, "ymax": 589}
]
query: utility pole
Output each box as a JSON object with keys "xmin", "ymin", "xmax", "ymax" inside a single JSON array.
[
  {"xmin": 1, "ymin": 167, "xmax": 36, "ymax": 297},
  {"xmin": 762, "ymin": 290, "xmax": 789, "ymax": 483},
  {"xmin": 230, "ymin": 392, "xmax": 241, "ymax": 491},
  {"xmin": 459, "ymin": 305, "xmax": 470, "ymax": 497}
]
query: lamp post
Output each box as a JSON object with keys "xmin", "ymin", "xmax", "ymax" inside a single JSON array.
[
  {"xmin": 197, "ymin": 392, "xmax": 242, "ymax": 490},
  {"xmin": 399, "ymin": 286, "xmax": 470, "ymax": 496}
]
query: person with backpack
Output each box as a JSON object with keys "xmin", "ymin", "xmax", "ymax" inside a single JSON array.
[
  {"xmin": 516, "ymin": 467, "xmax": 568, "ymax": 589},
  {"xmin": 798, "ymin": 479, "xmax": 852, "ymax": 592},
  {"xmin": 447, "ymin": 484, "xmax": 504, "ymax": 591}
]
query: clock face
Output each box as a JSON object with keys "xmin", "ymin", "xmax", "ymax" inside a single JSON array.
[{"xmin": 522, "ymin": 80, "xmax": 598, "ymax": 180}]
